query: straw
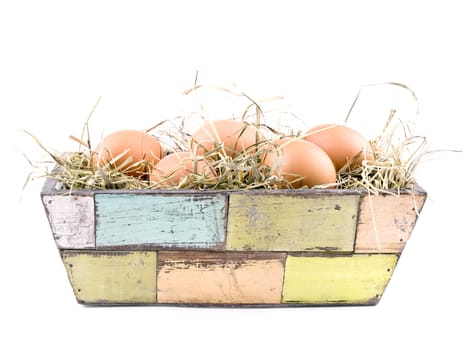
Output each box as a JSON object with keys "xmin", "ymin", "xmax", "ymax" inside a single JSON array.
[{"xmin": 24, "ymin": 83, "xmax": 431, "ymax": 193}]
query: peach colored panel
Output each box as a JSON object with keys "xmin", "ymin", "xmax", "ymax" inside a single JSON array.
[
  {"xmin": 157, "ymin": 252, "xmax": 286, "ymax": 304},
  {"xmin": 355, "ymin": 193, "xmax": 426, "ymax": 253}
]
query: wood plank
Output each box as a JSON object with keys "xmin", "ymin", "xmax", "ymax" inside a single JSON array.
[
  {"xmin": 226, "ymin": 192, "xmax": 359, "ymax": 252},
  {"xmin": 61, "ymin": 251, "xmax": 157, "ymax": 304},
  {"xmin": 355, "ymin": 192, "xmax": 426, "ymax": 253},
  {"xmin": 157, "ymin": 251, "xmax": 286, "ymax": 304},
  {"xmin": 95, "ymin": 193, "xmax": 227, "ymax": 249},
  {"xmin": 42, "ymin": 194, "xmax": 95, "ymax": 249},
  {"xmin": 282, "ymin": 254, "xmax": 398, "ymax": 305}
]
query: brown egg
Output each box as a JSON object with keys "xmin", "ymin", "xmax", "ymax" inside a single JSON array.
[
  {"xmin": 263, "ymin": 138, "xmax": 336, "ymax": 188},
  {"xmin": 151, "ymin": 151, "xmax": 216, "ymax": 187},
  {"xmin": 304, "ymin": 124, "xmax": 374, "ymax": 171},
  {"xmin": 93, "ymin": 130, "xmax": 163, "ymax": 177},
  {"xmin": 190, "ymin": 119, "xmax": 261, "ymax": 158}
]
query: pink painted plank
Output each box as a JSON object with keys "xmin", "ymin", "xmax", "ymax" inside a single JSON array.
[
  {"xmin": 355, "ymin": 192, "xmax": 426, "ymax": 253},
  {"xmin": 157, "ymin": 251, "xmax": 286, "ymax": 304}
]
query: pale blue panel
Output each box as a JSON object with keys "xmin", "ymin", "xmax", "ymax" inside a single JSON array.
[{"xmin": 95, "ymin": 193, "xmax": 227, "ymax": 248}]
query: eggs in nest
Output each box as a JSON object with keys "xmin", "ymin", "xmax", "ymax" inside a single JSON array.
[
  {"xmin": 151, "ymin": 151, "xmax": 216, "ymax": 187},
  {"xmin": 92, "ymin": 130, "xmax": 163, "ymax": 177},
  {"xmin": 304, "ymin": 124, "xmax": 374, "ymax": 171},
  {"xmin": 91, "ymin": 121, "xmax": 372, "ymax": 189},
  {"xmin": 263, "ymin": 138, "xmax": 337, "ymax": 189},
  {"xmin": 190, "ymin": 119, "xmax": 261, "ymax": 158}
]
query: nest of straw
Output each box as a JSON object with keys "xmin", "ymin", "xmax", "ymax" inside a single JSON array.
[
  {"xmin": 25, "ymin": 83, "xmax": 428, "ymax": 193},
  {"xmin": 337, "ymin": 109, "xmax": 428, "ymax": 194},
  {"xmin": 27, "ymin": 126, "xmax": 295, "ymax": 191}
]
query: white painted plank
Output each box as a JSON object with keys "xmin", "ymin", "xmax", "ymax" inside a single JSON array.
[{"xmin": 42, "ymin": 194, "xmax": 95, "ymax": 248}]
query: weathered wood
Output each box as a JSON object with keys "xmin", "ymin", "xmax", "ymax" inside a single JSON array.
[
  {"xmin": 95, "ymin": 193, "xmax": 227, "ymax": 249},
  {"xmin": 355, "ymin": 192, "xmax": 427, "ymax": 253},
  {"xmin": 282, "ymin": 254, "xmax": 398, "ymax": 305},
  {"xmin": 226, "ymin": 192, "xmax": 360, "ymax": 252},
  {"xmin": 42, "ymin": 194, "xmax": 95, "ymax": 249},
  {"xmin": 41, "ymin": 178, "xmax": 427, "ymax": 307},
  {"xmin": 61, "ymin": 250, "xmax": 157, "ymax": 304},
  {"xmin": 157, "ymin": 251, "xmax": 286, "ymax": 304}
]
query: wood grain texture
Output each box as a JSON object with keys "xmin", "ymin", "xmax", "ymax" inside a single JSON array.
[
  {"xmin": 226, "ymin": 192, "xmax": 359, "ymax": 252},
  {"xmin": 41, "ymin": 179, "xmax": 427, "ymax": 307},
  {"xmin": 157, "ymin": 251, "xmax": 286, "ymax": 304},
  {"xmin": 42, "ymin": 194, "xmax": 95, "ymax": 249},
  {"xmin": 61, "ymin": 251, "xmax": 157, "ymax": 304},
  {"xmin": 95, "ymin": 193, "xmax": 227, "ymax": 249},
  {"xmin": 355, "ymin": 192, "xmax": 426, "ymax": 253},
  {"xmin": 282, "ymin": 254, "xmax": 398, "ymax": 305}
]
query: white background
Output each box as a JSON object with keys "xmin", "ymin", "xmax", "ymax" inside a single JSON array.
[{"xmin": 2, "ymin": 1, "xmax": 467, "ymax": 349}]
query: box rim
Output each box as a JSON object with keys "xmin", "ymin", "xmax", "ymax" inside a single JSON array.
[{"xmin": 40, "ymin": 177, "xmax": 426, "ymax": 196}]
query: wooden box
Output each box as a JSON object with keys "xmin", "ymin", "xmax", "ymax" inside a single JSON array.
[{"xmin": 41, "ymin": 178, "xmax": 426, "ymax": 306}]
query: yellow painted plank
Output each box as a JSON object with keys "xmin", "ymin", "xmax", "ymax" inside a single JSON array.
[
  {"xmin": 62, "ymin": 251, "xmax": 157, "ymax": 304},
  {"xmin": 355, "ymin": 192, "xmax": 426, "ymax": 253},
  {"xmin": 282, "ymin": 254, "xmax": 398, "ymax": 305},
  {"xmin": 226, "ymin": 193, "xmax": 359, "ymax": 252}
]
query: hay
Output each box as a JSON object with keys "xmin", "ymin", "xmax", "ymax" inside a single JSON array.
[
  {"xmin": 337, "ymin": 83, "xmax": 427, "ymax": 194},
  {"xmin": 25, "ymin": 83, "xmax": 429, "ymax": 193}
]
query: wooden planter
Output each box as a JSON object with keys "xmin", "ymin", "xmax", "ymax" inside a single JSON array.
[{"xmin": 41, "ymin": 178, "xmax": 426, "ymax": 306}]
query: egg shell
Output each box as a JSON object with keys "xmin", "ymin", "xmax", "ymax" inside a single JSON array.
[
  {"xmin": 263, "ymin": 138, "xmax": 336, "ymax": 189},
  {"xmin": 304, "ymin": 124, "xmax": 374, "ymax": 171},
  {"xmin": 151, "ymin": 151, "xmax": 216, "ymax": 187},
  {"xmin": 190, "ymin": 119, "xmax": 261, "ymax": 158},
  {"xmin": 93, "ymin": 130, "xmax": 163, "ymax": 177}
]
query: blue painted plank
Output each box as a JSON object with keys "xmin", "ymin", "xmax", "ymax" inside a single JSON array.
[{"xmin": 95, "ymin": 193, "xmax": 227, "ymax": 248}]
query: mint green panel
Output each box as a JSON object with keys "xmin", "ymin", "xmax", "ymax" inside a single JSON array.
[{"xmin": 95, "ymin": 193, "xmax": 227, "ymax": 249}]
